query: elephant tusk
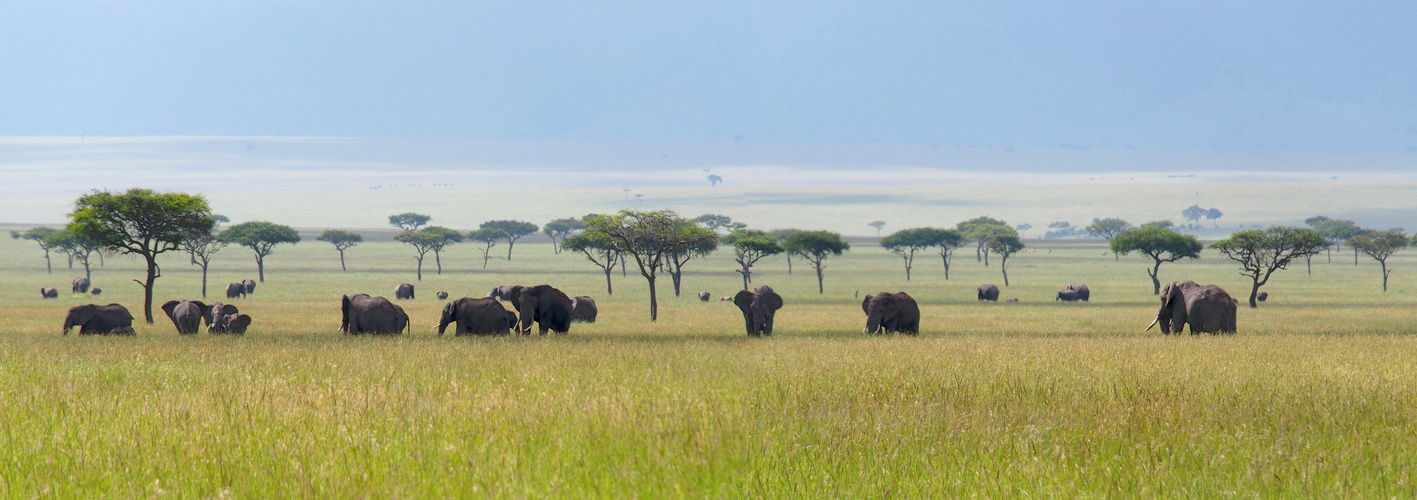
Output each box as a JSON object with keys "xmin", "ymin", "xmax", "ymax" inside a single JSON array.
[{"xmin": 1145, "ymin": 316, "xmax": 1160, "ymax": 332}]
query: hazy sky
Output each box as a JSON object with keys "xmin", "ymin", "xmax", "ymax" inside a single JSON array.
[{"xmin": 3, "ymin": 1, "xmax": 1415, "ymax": 152}]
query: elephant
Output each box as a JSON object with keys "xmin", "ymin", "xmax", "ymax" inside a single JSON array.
[
  {"xmin": 72, "ymin": 277, "xmax": 91, "ymax": 294},
  {"xmin": 1065, "ymin": 282, "xmax": 1090, "ymax": 301},
  {"xmin": 213, "ymin": 313, "xmax": 251, "ymax": 335},
  {"xmin": 1146, "ymin": 280, "xmax": 1238, "ymax": 335},
  {"xmin": 395, "ymin": 283, "xmax": 415, "ymax": 300},
  {"xmin": 699, "ymin": 291, "xmax": 711, "ymax": 302},
  {"xmin": 734, "ymin": 285, "xmax": 784, "ymax": 336},
  {"xmin": 1056, "ymin": 289, "xmax": 1079, "ymax": 301},
  {"xmin": 226, "ymin": 283, "xmax": 246, "ymax": 299},
  {"xmin": 41, "ymin": 287, "xmax": 59, "ymax": 299},
  {"xmin": 436, "ymin": 291, "xmax": 449, "ymax": 300},
  {"xmin": 161, "ymin": 299, "xmax": 210, "ymax": 335},
  {"xmin": 503, "ymin": 285, "xmax": 573, "ymax": 334},
  {"xmin": 62, "ymin": 303, "xmax": 135, "ymax": 335},
  {"xmin": 243, "ymin": 279, "xmax": 256, "ymax": 295},
  {"xmin": 1257, "ymin": 291, "xmax": 1269, "ymax": 302},
  {"xmin": 90, "ymin": 287, "xmax": 102, "ymax": 296},
  {"xmin": 862, "ymin": 291, "xmax": 920, "ymax": 335},
  {"xmin": 488, "ymin": 285, "xmax": 519, "ymax": 301},
  {"xmin": 439, "ymin": 297, "xmax": 516, "ymax": 336},
  {"xmin": 569, "ymin": 296, "xmax": 598, "ymax": 323},
  {"xmin": 978, "ymin": 284, "xmax": 999, "ymax": 301},
  {"xmin": 341, "ymin": 294, "xmax": 410, "ymax": 335},
  {"xmin": 207, "ymin": 302, "xmax": 240, "ymax": 333}
]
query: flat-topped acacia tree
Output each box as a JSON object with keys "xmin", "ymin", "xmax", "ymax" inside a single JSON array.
[
  {"xmin": 68, "ymin": 188, "xmax": 215, "ymax": 324},
  {"xmin": 584, "ymin": 210, "xmax": 717, "ymax": 321},
  {"xmin": 219, "ymin": 221, "xmax": 301, "ymax": 283},
  {"xmin": 13, "ymin": 227, "xmax": 58, "ymax": 273},
  {"xmin": 1348, "ymin": 230, "xmax": 1410, "ymax": 292},
  {"xmin": 783, "ymin": 230, "xmax": 850, "ymax": 294},
  {"xmin": 480, "ymin": 220, "xmax": 539, "ymax": 260},
  {"xmin": 1211, "ymin": 226, "xmax": 1327, "ymax": 308},
  {"xmin": 316, "ymin": 230, "xmax": 362, "ymax": 271},
  {"xmin": 1110, "ymin": 227, "xmax": 1202, "ymax": 295}
]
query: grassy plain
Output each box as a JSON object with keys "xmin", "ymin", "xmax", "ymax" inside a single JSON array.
[{"xmin": 2, "ymin": 232, "xmax": 1417, "ymax": 497}]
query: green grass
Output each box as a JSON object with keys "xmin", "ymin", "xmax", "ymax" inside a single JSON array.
[{"xmin": 2, "ymin": 234, "xmax": 1416, "ymax": 497}]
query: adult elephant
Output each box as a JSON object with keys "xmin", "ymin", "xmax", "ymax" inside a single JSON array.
[
  {"xmin": 72, "ymin": 277, "xmax": 91, "ymax": 294},
  {"xmin": 569, "ymin": 296, "xmax": 598, "ymax": 323},
  {"xmin": 243, "ymin": 279, "xmax": 257, "ymax": 295},
  {"xmin": 1146, "ymin": 280, "xmax": 1237, "ymax": 335},
  {"xmin": 977, "ymin": 284, "xmax": 1000, "ymax": 301},
  {"xmin": 862, "ymin": 291, "xmax": 919, "ymax": 335},
  {"xmin": 225, "ymin": 283, "xmax": 246, "ymax": 299},
  {"xmin": 213, "ymin": 313, "xmax": 252, "ymax": 335},
  {"xmin": 62, "ymin": 304, "xmax": 135, "ymax": 335},
  {"xmin": 207, "ymin": 302, "xmax": 240, "ymax": 333},
  {"xmin": 439, "ymin": 297, "xmax": 516, "ymax": 336},
  {"xmin": 395, "ymin": 283, "xmax": 415, "ymax": 300},
  {"xmin": 41, "ymin": 287, "xmax": 59, "ymax": 299},
  {"xmin": 505, "ymin": 285, "xmax": 573, "ymax": 334},
  {"xmin": 733, "ymin": 285, "xmax": 783, "ymax": 336},
  {"xmin": 1066, "ymin": 282, "xmax": 1090, "ymax": 301},
  {"xmin": 161, "ymin": 300, "xmax": 210, "ymax": 335},
  {"xmin": 488, "ymin": 285, "xmax": 519, "ymax": 301},
  {"xmin": 342, "ymin": 294, "xmax": 410, "ymax": 335}
]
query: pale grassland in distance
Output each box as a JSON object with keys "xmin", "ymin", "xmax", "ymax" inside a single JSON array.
[{"xmin": 1, "ymin": 230, "xmax": 1416, "ymax": 497}]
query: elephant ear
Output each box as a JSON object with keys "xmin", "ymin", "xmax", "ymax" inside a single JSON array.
[
  {"xmin": 733, "ymin": 290, "xmax": 753, "ymax": 313},
  {"xmin": 161, "ymin": 300, "xmax": 180, "ymax": 319},
  {"xmin": 341, "ymin": 295, "xmax": 353, "ymax": 332},
  {"xmin": 232, "ymin": 315, "xmax": 252, "ymax": 332},
  {"xmin": 763, "ymin": 292, "xmax": 784, "ymax": 312},
  {"xmin": 72, "ymin": 306, "xmax": 97, "ymax": 328},
  {"xmin": 861, "ymin": 295, "xmax": 873, "ymax": 314}
]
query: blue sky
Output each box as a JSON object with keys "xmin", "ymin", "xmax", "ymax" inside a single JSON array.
[{"xmin": 3, "ymin": 1, "xmax": 1415, "ymax": 152}]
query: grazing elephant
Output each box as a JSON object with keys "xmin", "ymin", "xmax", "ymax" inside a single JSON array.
[
  {"xmin": 161, "ymin": 300, "xmax": 210, "ymax": 335},
  {"xmin": 213, "ymin": 313, "xmax": 251, "ymax": 335},
  {"xmin": 72, "ymin": 277, "xmax": 91, "ymax": 294},
  {"xmin": 1065, "ymin": 282, "xmax": 1090, "ymax": 301},
  {"xmin": 504, "ymin": 285, "xmax": 573, "ymax": 334},
  {"xmin": 978, "ymin": 284, "xmax": 999, "ymax": 301},
  {"xmin": 734, "ymin": 285, "xmax": 784, "ymax": 336},
  {"xmin": 90, "ymin": 287, "xmax": 102, "ymax": 296},
  {"xmin": 395, "ymin": 283, "xmax": 415, "ymax": 300},
  {"xmin": 569, "ymin": 296, "xmax": 598, "ymax": 323},
  {"xmin": 207, "ymin": 302, "xmax": 240, "ymax": 333},
  {"xmin": 699, "ymin": 291, "xmax": 711, "ymax": 302},
  {"xmin": 436, "ymin": 291, "xmax": 449, "ymax": 300},
  {"xmin": 243, "ymin": 279, "xmax": 256, "ymax": 295},
  {"xmin": 62, "ymin": 303, "xmax": 135, "ymax": 335},
  {"xmin": 41, "ymin": 287, "xmax": 59, "ymax": 299},
  {"xmin": 438, "ymin": 297, "xmax": 516, "ymax": 336},
  {"xmin": 1257, "ymin": 291, "xmax": 1268, "ymax": 302},
  {"xmin": 225, "ymin": 283, "xmax": 246, "ymax": 299},
  {"xmin": 862, "ymin": 292, "xmax": 920, "ymax": 335},
  {"xmin": 1055, "ymin": 289, "xmax": 1079, "ymax": 301},
  {"xmin": 341, "ymin": 294, "xmax": 410, "ymax": 335},
  {"xmin": 1146, "ymin": 280, "xmax": 1238, "ymax": 335}
]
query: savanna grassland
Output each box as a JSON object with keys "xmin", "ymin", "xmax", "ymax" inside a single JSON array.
[{"xmin": 2, "ymin": 231, "xmax": 1417, "ymax": 497}]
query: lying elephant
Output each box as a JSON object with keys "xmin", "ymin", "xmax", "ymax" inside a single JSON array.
[
  {"xmin": 439, "ymin": 297, "xmax": 516, "ymax": 336},
  {"xmin": 734, "ymin": 286, "xmax": 783, "ymax": 336},
  {"xmin": 342, "ymin": 294, "xmax": 410, "ymax": 335},
  {"xmin": 862, "ymin": 291, "xmax": 919, "ymax": 335},
  {"xmin": 63, "ymin": 303, "xmax": 135, "ymax": 335},
  {"xmin": 1146, "ymin": 280, "xmax": 1237, "ymax": 335}
]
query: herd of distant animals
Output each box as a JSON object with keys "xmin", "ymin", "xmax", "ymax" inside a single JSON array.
[{"xmin": 49, "ymin": 275, "xmax": 1257, "ymax": 337}]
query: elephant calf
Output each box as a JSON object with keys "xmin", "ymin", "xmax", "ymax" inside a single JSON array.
[
  {"xmin": 862, "ymin": 292, "xmax": 919, "ymax": 335},
  {"xmin": 41, "ymin": 287, "xmax": 59, "ymax": 299},
  {"xmin": 242, "ymin": 279, "xmax": 256, "ymax": 295},
  {"xmin": 1257, "ymin": 291, "xmax": 1268, "ymax": 302},
  {"xmin": 699, "ymin": 291, "xmax": 711, "ymax": 302},
  {"xmin": 90, "ymin": 287, "xmax": 102, "ymax": 296},
  {"xmin": 1056, "ymin": 282, "xmax": 1090, "ymax": 302},
  {"xmin": 437, "ymin": 291, "xmax": 449, "ymax": 300}
]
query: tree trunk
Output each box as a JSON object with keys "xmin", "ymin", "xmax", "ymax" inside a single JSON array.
[
  {"xmin": 1381, "ymin": 260, "xmax": 1390, "ymax": 292},
  {"xmin": 339, "ymin": 250, "xmax": 347, "ymax": 271},
  {"xmin": 415, "ymin": 256, "xmax": 423, "ymax": 281},
  {"xmin": 482, "ymin": 251, "xmax": 490, "ymax": 269},
  {"xmin": 648, "ymin": 276, "xmax": 659, "ymax": 321},
  {"xmin": 604, "ymin": 267, "xmax": 613, "ymax": 295},
  {"xmin": 506, "ymin": 240, "xmax": 515, "ymax": 260},
  {"xmin": 44, "ymin": 250, "xmax": 51, "ymax": 274},
  {"xmin": 975, "ymin": 244, "xmax": 982, "ymax": 262},
  {"xmin": 984, "ymin": 249, "xmax": 990, "ymax": 267},
  {"xmin": 1148, "ymin": 262, "xmax": 1162, "ymax": 295},
  {"xmin": 786, "ymin": 253, "xmax": 792, "ymax": 274},
  {"xmin": 1114, "ymin": 251, "xmax": 1119, "ymax": 262},
  {"xmin": 256, "ymin": 255, "xmax": 265, "ymax": 282},
  {"xmin": 670, "ymin": 266, "xmax": 683, "ymax": 297},
  {"xmin": 142, "ymin": 256, "xmax": 157, "ymax": 324},
  {"xmin": 68, "ymin": 254, "xmax": 73, "ymax": 269},
  {"xmin": 941, "ymin": 253, "xmax": 951, "ymax": 280},
  {"xmin": 99, "ymin": 252, "xmax": 104, "ymax": 267},
  {"xmin": 740, "ymin": 269, "xmax": 749, "ymax": 291},
  {"xmin": 1248, "ymin": 281, "xmax": 1261, "ymax": 309},
  {"xmin": 1355, "ymin": 248, "xmax": 1359, "ymax": 266},
  {"xmin": 201, "ymin": 263, "xmax": 209, "ymax": 299},
  {"xmin": 620, "ymin": 254, "xmax": 627, "ymax": 277},
  {"xmin": 815, "ymin": 264, "xmax": 824, "ymax": 294},
  {"xmin": 435, "ymin": 251, "xmax": 443, "ymax": 275},
  {"xmin": 1306, "ymin": 256, "xmax": 1311, "ymax": 276}
]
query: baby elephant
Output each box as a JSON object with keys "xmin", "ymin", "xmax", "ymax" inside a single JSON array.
[
  {"xmin": 41, "ymin": 287, "xmax": 59, "ymax": 299},
  {"xmin": 699, "ymin": 291, "xmax": 711, "ymax": 302},
  {"xmin": 1257, "ymin": 291, "xmax": 1269, "ymax": 302},
  {"xmin": 1056, "ymin": 282, "xmax": 1090, "ymax": 302},
  {"xmin": 90, "ymin": 287, "xmax": 102, "ymax": 296}
]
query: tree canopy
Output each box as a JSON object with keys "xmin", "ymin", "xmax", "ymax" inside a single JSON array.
[
  {"xmin": 695, "ymin": 214, "xmax": 736, "ymax": 233},
  {"xmin": 1111, "ymin": 227, "xmax": 1203, "ymax": 294},
  {"xmin": 219, "ymin": 221, "xmax": 301, "ymax": 283},
  {"xmin": 542, "ymin": 217, "xmax": 586, "ymax": 254},
  {"xmin": 1182, "ymin": 205, "xmax": 1207, "ymax": 226},
  {"xmin": 729, "ymin": 232, "xmax": 781, "ymax": 290},
  {"xmin": 1211, "ymin": 226, "xmax": 1327, "ymax": 308},
  {"xmin": 986, "ymin": 234, "xmax": 1025, "ymax": 286},
  {"xmin": 393, "ymin": 228, "xmax": 444, "ymax": 280},
  {"xmin": 388, "ymin": 213, "xmax": 431, "ymax": 232},
  {"xmin": 1348, "ymin": 230, "xmax": 1409, "ymax": 292},
  {"xmin": 480, "ymin": 220, "xmax": 539, "ymax": 260},
  {"xmin": 68, "ymin": 188, "xmax": 215, "ymax": 323},
  {"xmin": 45, "ymin": 229, "xmax": 103, "ymax": 282},
  {"xmin": 561, "ymin": 231, "xmax": 620, "ymax": 294},
  {"xmin": 584, "ymin": 210, "xmax": 717, "ymax": 320},
  {"xmin": 468, "ymin": 227, "xmax": 508, "ymax": 269},
  {"xmin": 880, "ymin": 227, "xmax": 941, "ymax": 281},
  {"xmin": 957, "ymin": 217, "xmax": 1015, "ymax": 266},
  {"xmin": 1140, "ymin": 220, "xmax": 1174, "ymax": 230},
  {"xmin": 316, "ymin": 230, "xmax": 363, "ymax": 271},
  {"xmin": 783, "ymin": 230, "xmax": 849, "ymax": 294},
  {"xmin": 420, "ymin": 226, "xmax": 463, "ymax": 275},
  {"xmin": 15, "ymin": 226, "xmax": 60, "ymax": 273}
]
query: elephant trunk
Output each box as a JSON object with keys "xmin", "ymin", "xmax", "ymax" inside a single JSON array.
[{"xmin": 865, "ymin": 313, "xmax": 881, "ymax": 335}]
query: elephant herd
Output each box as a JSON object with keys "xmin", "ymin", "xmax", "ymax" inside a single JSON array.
[
  {"xmin": 225, "ymin": 279, "xmax": 256, "ymax": 299},
  {"xmin": 40, "ymin": 277, "xmax": 103, "ymax": 299}
]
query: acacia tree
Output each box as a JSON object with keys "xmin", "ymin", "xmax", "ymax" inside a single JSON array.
[
  {"xmin": 583, "ymin": 210, "xmax": 717, "ymax": 321},
  {"xmin": 14, "ymin": 227, "xmax": 58, "ymax": 273},
  {"xmin": 1312, "ymin": 219, "xmax": 1367, "ymax": 265},
  {"xmin": 1110, "ymin": 227, "xmax": 1203, "ymax": 295},
  {"xmin": 542, "ymin": 218, "xmax": 585, "ymax": 254},
  {"xmin": 185, "ymin": 229, "xmax": 226, "ymax": 299},
  {"xmin": 1211, "ymin": 226, "xmax": 1327, "ymax": 308},
  {"xmin": 1182, "ymin": 205, "xmax": 1207, "ymax": 228},
  {"xmin": 219, "ymin": 221, "xmax": 301, "ymax": 283},
  {"xmin": 694, "ymin": 214, "xmax": 735, "ymax": 233},
  {"xmin": 467, "ymin": 228, "xmax": 507, "ymax": 269},
  {"xmin": 187, "ymin": 214, "xmax": 229, "ymax": 264},
  {"xmin": 1085, "ymin": 218, "xmax": 1132, "ymax": 261},
  {"xmin": 393, "ymin": 229, "xmax": 441, "ymax": 280},
  {"xmin": 1140, "ymin": 220, "xmax": 1175, "ymax": 230},
  {"xmin": 480, "ymin": 220, "xmax": 539, "ymax": 260},
  {"xmin": 44, "ymin": 230, "xmax": 103, "ymax": 283},
  {"xmin": 420, "ymin": 226, "xmax": 462, "ymax": 275},
  {"xmin": 1205, "ymin": 208, "xmax": 1224, "ymax": 228},
  {"xmin": 867, "ymin": 221, "xmax": 886, "ymax": 237},
  {"xmin": 1348, "ymin": 230, "xmax": 1408, "ymax": 292},
  {"xmin": 957, "ymin": 216, "xmax": 1014, "ymax": 266},
  {"xmin": 783, "ymin": 230, "xmax": 850, "ymax": 294},
  {"xmin": 388, "ymin": 213, "xmax": 431, "ymax": 232},
  {"xmin": 769, "ymin": 229, "xmax": 801, "ymax": 274},
  {"xmin": 880, "ymin": 228, "xmax": 936, "ymax": 281},
  {"xmin": 316, "ymin": 230, "xmax": 362, "ymax": 271},
  {"xmin": 68, "ymin": 188, "xmax": 215, "ymax": 323},
  {"xmin": 666, "ymin": 227, "xmax": 719, "ymax": 297},
  {"xmin": 562, "ymin": 232, "xmax": 620, "ymax": 294},
  {"xmin": 724, "ymin": 229, "xmax": 780, "ymax": 290},
  {"xmin": 986, "ymin": 235, "xmax": 1025, "ymax": 286},
  {"xmin": 922, "ymin": 227, "xmax": 965, "ymax": 280}
]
